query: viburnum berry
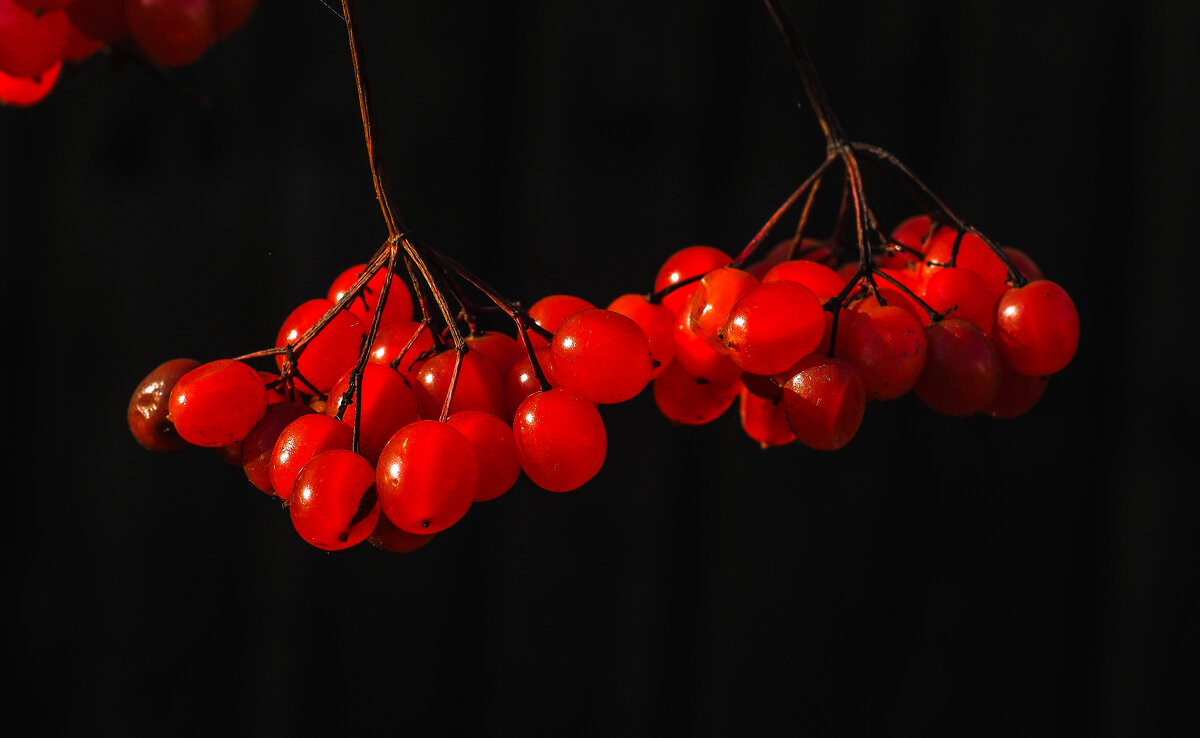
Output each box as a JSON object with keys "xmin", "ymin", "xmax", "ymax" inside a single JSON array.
[
  {"xmin": 838, "ymin": 304, "xmax": 926, "ymax": 401},
  {"xmin": 465, "ymin": 331, "xmax": 526, "ymax": 381},
  {"xmin": 922, "ymin": 228, "xmax": 1010, "ymax": 301},
  {"xmin": 446, "ymin": 410, "xmax": 522, "ymax": 502},
  {"xmin": 0, "ymin": 62, "xmax": 60, "ymax": 106},
  {"xmin": 722, "ymin": 280, "xmax": 825, "ymax": 376},
  {"xmin": 914, "ymin": 318, "xmax": 1001, "ymax": 417},
  {"xmin": 241, "ymin": 402, "xmax": 314, "ymax": 494},
  {"xmin": 505, "ymin": 346, "xmax": 554, "ymax": 419},
  {"xmin": 275, "ymin": 298, "xmax": 366, "ymax": 394},
  {"xmin": 368, "ymin": 320, "xmax": 435, "ymax": 382},
  {"xmin": 606, "ymin": 293, "xmax": 675, "ymax": 380},
  {"xmin": 168, "ymin": 359, "xmax": 269, "ymax": 447},
  {"xmin": 125, "ymin": 0, "xmax": 216, "ymax": 68},
  {"xmin": 526, "ymin": 294, "xmax": 595, "ymax": 349},
  {"xmin": 761, "ymin": 259, "xmax": 846, "ymax": 299},
  {"xmin": 672, "ymin": 310, "xmax": 742, "ymax": 384},
  {"xmin": 883, "ymin": 214, "xmax": 936, "ymax": 270},
  {"xmin": 779, "ymin": 354, "xmax": 866, "ymax": 451},
  {"xmin": 685, "ymin": 266, "xmax": 759, "ymax": 349},
  {"xmin": 512, "ymin": 388, "xmax": 606, "ymax": 493},
  {"xmin": 0, "ymin": 0, "xmax": 68, "ymax": 78},
  {"xmin": 551, "ymin": 308, "xmax": 654, "ymax": 404},
  {"xmin": 327, "ymin": 262, "xmax": 414, "ymax": 329},
  {"xmin": 269, "ymin": 414, "xmax": 355, "ymax": 501},
  {"xmin": 376, "ymin": 420, "xmax": 479, "ymax": 534},
  {"xmin": 65, "ymin": 0, "xmax": 128, "ymax": 43},
  {"xmin": 738, "ymin": 384, "xmax": 794, "ymax": 448},
  {"xmin": 128, "ymin": 358, "xmax": 201, "ymax": 452},
  {"xmin": 412, "ymin": 349, "xmax": 507, "ymax": 420},
  {"xmin": 289, "ymin": 449, "xmax": 380, "ymax": 551},
  {"xmin": 653, "ymin": 359, "xmax": 740, "ymax": 426},
  {"xmin": 653, "ymin": 245, "xmax": 731, "ymax": 315},
  {"xmin": 992, "ymin": 280, "xmax": 1079, "ymax": 377},
  {"xmin": 919, "ymin": 266, "xmax": 996, "ymax": 332},
  {"xmin": 367, "ymin": 514, "xmax": 436, "ymax": 554},
  {"xmin": 326, "ymin": 363, "xmax": 419, "ymax": 464}
]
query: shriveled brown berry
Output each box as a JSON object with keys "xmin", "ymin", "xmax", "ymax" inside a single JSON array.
[{"xmin": 127, "ymin": 358, "xmax": 201, "ymax": 452}]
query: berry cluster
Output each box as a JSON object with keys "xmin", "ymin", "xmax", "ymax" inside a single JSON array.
[{"xmin": 0, "ymin": 0, "xmax": 256, "ymax": 106}]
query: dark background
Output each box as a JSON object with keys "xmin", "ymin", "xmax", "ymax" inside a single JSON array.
[{"xmin": 4, "ymin": 1, "xmax": 1196, "ymax": 735}]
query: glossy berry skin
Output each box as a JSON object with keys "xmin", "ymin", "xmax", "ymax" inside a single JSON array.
[
  {"xmin": 527, "ymin": 294, "xmax": 595, "ymax": 349},
  {"xmin": 128, "ymin": 358, "xmax": 201, "ymax": 452},
  {"xmin": 465, "ymin": 331, "xmax": 525, "ymax": 380},
  {"xmin": 922, "ymin": 228, "xmax": 1010, "ymax": 301},
  {"xmin": 447, "ymin": 410, "xmax": 521, "ymax": 502},
  {"xmin": 505, "ymin": 346, "xmax": 554, "ymax": 419},
  {"xmin": 269, "ymin": 414, "xmax": 354, "ymax": 501},
  {"xmin": 168, "ymin": 359, "xmax": 269, "ymax": 447},
  {"xmin": 838, "ymin": 305, "xmax": 926, "ymax": 401},
  {"xmin": 607, "ymin": 293, "xmax": 675, "ymax": 380},
  {"xmin": 325, "ymin": 364, "xmax": 419, "ymax": 464},
  {"xmin": 0, "ymin": 62, "xmax": 60, "ymax": 106},
  {"xmin": 125, "ymin": 0, "xmax": 215, "ymax": 67},
  {"xmin": 653, "ymin": 245, "xmax": 731, "ymax": 315},
  {"xmin": 512, "ymin": 389, "xmax": 606, "ymax": 493},
  {"xmin": 685, "ymin": 266, "xmax": 759, "ymax": 349},
  {"xmin": 780, "ymin": 355, "xmax": 866, "ymax": 452},
  {"xmin": 327, "ymin": 263, "xmax": 414, "ymax": 329},
  {"xmin": 0, "ymin": 1, "xmax": 68, "ymax": 78},
  {"xmin": 289, "ymin": 450, "xmax": 379, "ymax": 551},
  {"xmin": 672, "ymin": 309, "xmax": 742, "ymax": 384},
  {"xmin": 413, "ymin": 350, "xmax": 508, "ymax": 420},
  {"xmin": 376, "ymin": 420, "xmax": 479, "ymax": 534},
  {"xmin": 652, "ymin": 360, "xmax": 740, "ymax": 426},
  {"xmin": 367, "ymin": 515, "xmax": 436, "ymax": 554},
  {"xmin": 914, "ymin": 319, "xmax": 1001, "ymax": 417},
  {"xmin": 738, "ymin": 384, "xmax": 794, "ymax": 448},
  {"xmin": 722, "ymin": 280, "xmax": 825, "ymax": 376},
  {"xmin": 761, "ymin": 260, "xmax": 845, "ymax": 299},
  {"xmin": 883, "ymin": 214, "xmax": 935, "ymax": 270},
  {"xmin": 992, "ymin": 280, "xmax": 1079, "ymax": 376},
  {"xmin": 275, "ymin": 298, "xmax": 366, "ymax": 394},
  {"xmin": 368, "ymin": 320, "xmax": 435, "ymax": 382},
  {"xmin": 551, "ymin": 309, "xmax": 654, "ymax": 404},
  {"xmin": 241, "ymin": 402, "xmax": 313, "ymax": 494},
  {"xmin": 920, "ymin": 267, "xmax": 996, "ymax": 333}
]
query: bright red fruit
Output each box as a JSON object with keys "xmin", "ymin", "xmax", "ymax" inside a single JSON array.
[
  {"xmin": 838, "ymin": 305, "xmax": 926, "ymax": 401},
  {"xmin": 920, "ymin": 267, "xmax": 996, "ymax": 332},
  {"xmin": 685, "ymin": 266, "xmax": 759, "ymax": 349},
  {"xmin": 551, "ymin": 309, "xmax": 654, "ymax": 404},
  {"xmin": 0, "ymin": 62, "xmax": 60, "ymax": 106},
  {"xmin": 914, "ymin": 319, "xmax": 1000, "ymax": 417},
  {"xmin": 168, "ymin": 359, "xmax": 269, "ymax": 447},
  {"xmin": 607, "ymin": 293, "xmax": 675, "ymax": 379},
  {"xmin": 412, "ymin": 349, "xmax": 507, "ymax": 420},
  {"xmin": 992, "ymin": 280, "xmax": 1079, "ymax": 376},
  {"xmin": 672, "ymin": 312, "xmax": 742, "ymax": 384},
  {"xmin": 653, "ymin": 360, "xmax": 740, "ymax": 426},
  {"xmin": 447, "ymin": 410, "xmax": 521, "ymax": 502},
  {"xmin": 289, "ymin": 450, "xmax": 379, "ymax": 551},
  {"xmin": 327, "ymin": 263, "xmax": 414, "ymax": 329},
  {"xmin": 241, "ymin": 402, "xmax": 313, "ymax": 494},
  {"xmin": 738, "ymin": 384, "xmax": 794, "ymax": 448},
  {"xmin": 780, "ymin": 355, "xmax": 866, "ymax": 451},
  {"xmin": 761, "ymin": 259, "xmax": 845, "ymax": 299},
  {"xmin": 527, "ymin": 294, "xmax": 595, "ymax": 349},
  {"xmin": 922, "ymin": 228, "xmax": 1010, "ymax": 301},
  {"xmin": 275, "ymin": 299, "xmax": 366, "ymax": 394},
  {"xmin": 128, "ymin": 358, "xmax": 201, "ymax": 452},
  {"xmin": 884, "ymin": 214, "xmax": 935, "ymax": 269},
  {"xmin": 505, "ymin": 346, "xmax": 554, "ymax": 419},
  {"xmin": 722, "ymin": 280, "xmax": 825, "ymax": 376},
  {"xmin": 326, "ymin": 364, "xmax": 419, "ymax": 463},
  {"xmin": 269, "ymin": 414, "xmax": 354, "ymax": 501},
  {"xmin": 512, "ymin": 389, "xmax": 606, "ymax": 492},
  {"xmin": 368, "ymin": 320, "xmax": 435, "ymax": 381},
  {"xmin": 376, "ymin": 420, "xmax": 479, "ymax": 534},
  {"xmin": 465, "ymin": 331, "xmax": 525, "ymax": 380},
  {"xmin": 653, "ymin": 245, "xmax": 731, "ymax": 315},
  {"xmin": 125, "ymin": 0, "xmax": 215, "ymax": 67},
  {"xmin": 0, "ymin": 2, "xmax": 68, "ymax": 78}
]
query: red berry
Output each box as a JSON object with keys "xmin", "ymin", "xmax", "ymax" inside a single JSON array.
[
  {"xmin": 914, "ymin": 319, "xmax": 1001, "ymax": 417},
  {"xmin": 551, "ymin": 308, "xmax": 654, "ymax": 404},
  {"xmin": 269, "ymin": 414, "xmax": 354, "ymax": 501},
  {"xmin": 606, "ymin": 293, "xmax": 675, "ymax": 380},
  {"xmin": 652, "ymin": 360, "xmax": 740, "ymax": 426},
  {"xmin": 289, "ymin": 450, "xmax": 379, "ymax": 551},
  {"xmin": 505, "ymin": 346, "xmax": 554, "ymax": 419},
  {"xmin": 327, "ymin": 263, "xmax": 414, "ymax": 329},
  {"xmin": 883, "ymin": 214, "xmax": 935, "ymax": 269},
  {"xmin": 275, "ymin": 298, "xmax": 366, "ymax": 394},
  {"xmin": 922, "ymin": 228, "xmax": 1010, "ymax": 301},
  {"xmin": 685, "ymin": 266, "xmax": 759, "ymax": 349},
  {"xmin": 672, "ymin": 307, "xmax": 742, "ymax": 384},
  {"xmin": 780, "ymin": 355, "xmax": 866, "ymax": 451},
  {"xmin": 241, "ymin": 402, "xmax": 314, "ymax": 494},
  {"xmin": 376, "ymin": 420, "xmax": 479, "ymax": 534},
  {"xmin": 0, "ymin": 62, "xmax": 60, "ymax": 106},
  {"xmin": 62, "ymin": 18, "xmax": 102, "ymax": 62},
  {"xmin": 0, "ymin": 1, "xmax": 68, "ymax": 78},
  {"xmin": 368, "ymin": 320, "xmax": 435, "ymax": 382},
  {"xmin": 1003, "ymin": 246, "xmax": 1043, "ymax": 282},
  {"xmin": 412, "ymin": 349, "xmax": 507, "ymax": 420},
  {"xmin": 722, "ymin": 280, "xmax": 825, "ymax": 376},
  {"xmin": 127, "ymin": 358, "xmax": 201, "ymax": 452},
  {"xmin": 168, "ymin": 359, "xmax": 269, "ymax": 447},
  {"xmin": 465, "ymin": 331, "xmax": 525, "ymax": 380},
  {"xmin": 992, "ymin": 280, "xmax": 1079, "ymax": 376},
  {"xmin": 512, "ymin": 389, "xmax": 606, "ymax": 492},
  {"xmin": 367, "ymin": 515, "xmax": 436, "ymax": 554},
  {"xmin": 447, "ymin": 410, "xmax": 521, "ymax": 502},
  {"xmin": 653, "ymin": 245, "xmax": 731, "ymax": 315},
  {"xmin": 526, "ymin": 294, "xmax": 595, "ymax": 349},
  {"xmin": 65, "ymin": 0, "xmax": 127, "ymax": 43},
  {"xmin": 838, "ymin": 304, "xmax": 926, "ymax": 401},
  {"xmin": 761, "ymin": 259, "xmax": 846, "ymax": 299},
  {"xmin": 920, "ymin": 266, "xmax": 996, "ymax": 332},
  {"xmin": 326, "ymin": 364, "xmax": 419, "ymax": 464},
  {"xmin": 738, "ymin": 384, "xmax": 794, "ymax": 448},
  {"xmin": 125, "ymin": 0, "xmax": 215, "ymax": 67}
]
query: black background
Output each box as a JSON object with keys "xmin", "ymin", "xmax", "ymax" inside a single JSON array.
[{"xmin": 4, "ymin": 1, "xmax": 1197, "ymax": 735}]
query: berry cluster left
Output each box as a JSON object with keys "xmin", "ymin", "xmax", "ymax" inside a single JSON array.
[{"xmin": 0, "ymin": 0, "xmax": 256, "ymax": 106}]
